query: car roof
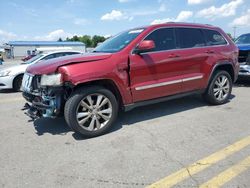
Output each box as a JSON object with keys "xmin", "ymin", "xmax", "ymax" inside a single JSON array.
[
  {"xmin": 238, "ymin": 33, "xmax": 250, "ymax": 37},
  {"xmin": 134, "ymin": 22, "xmax": 218, "ymax": 31}
]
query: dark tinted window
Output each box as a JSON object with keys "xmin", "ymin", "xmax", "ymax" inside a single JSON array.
[
  {"xmin": 64, "ymin": 52, "xmax": 80, "ymax": 55},
  {"xmin": 42, "ymin": 53, "xmax": 64, "ymax": 60},
  {"xmin": 42, "ymin": 54, "xmax": 55, "ymax": 60},
  {"xmin": 176, "ymin": 28, "xmax": 206, "ymax": 49},
  {"xmin": 54, "ymin": 53, "xmax": 65, "ymax": 58},
  {"xmin": 145, "ymin": 28, "xmax": 176, "ymax": 52},
  {"xmin": 203, "ymin": 29, "xmax": 227, "ymax": 46}
]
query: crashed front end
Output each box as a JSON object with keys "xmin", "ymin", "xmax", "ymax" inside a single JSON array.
[{"xmin": 22, "ymin": 73, "xmax": 69, "ymax": 119}]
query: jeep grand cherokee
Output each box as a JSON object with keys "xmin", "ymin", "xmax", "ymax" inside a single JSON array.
[{"xmin": 22, "ymin": 23, "xmax": 239, "ymax": 137}]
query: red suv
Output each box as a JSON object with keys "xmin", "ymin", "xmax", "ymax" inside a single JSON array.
[{"xmin": 22, "ymin": 23, "xmax": 239, "ymax": 137}]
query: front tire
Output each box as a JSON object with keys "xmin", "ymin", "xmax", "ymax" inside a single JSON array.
[
  {"xmin": 13, "ymin": 74, "xmax": 23, "ymax": 92},
  {"xmin": 204, "ymin": 71, "xmax": 232, "ymax": 105},
  {"xmin": 64, "ymin": 86, "xmax": 118, "ymax": 137}
]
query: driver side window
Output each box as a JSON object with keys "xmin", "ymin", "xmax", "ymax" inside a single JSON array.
[{"xmin": 145, "ymin": 28, "xmax": 176, "ymax": 52}]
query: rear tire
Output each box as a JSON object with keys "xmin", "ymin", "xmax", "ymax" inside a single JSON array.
[
  {"xmin": 203, "ymin": 71, "xmax": 232, "ymax": 105},
  {"xmin": 13, "ymin": 74, "xmax": 23, "ymax": 92},
  {"xmin": 64, "ymin": 86, "xmax": 118, "ymax": 137}
]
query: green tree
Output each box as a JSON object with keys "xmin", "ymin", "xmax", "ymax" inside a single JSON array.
[
  {"xmin": 58, "ymin": 38, "xmax": 63, "ymax": 42},
  {"xmin": 65, "ymin": 34, "xmax": 107, "ymax": 47},
  {"xmin": 92, "ymin": 35, "xmax": 106, "ymax": 47},
  {"xmin": 79, "ymin": 35, "xmax": 92, "ymax": 47},
  {"xmin": 72, "ymin": 35, "xmax": 79, "ymax": 41}
]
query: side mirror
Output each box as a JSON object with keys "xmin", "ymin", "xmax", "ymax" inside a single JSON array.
[{"xmin": 134, "ymin": 40, "xmax": 155, "ymax": 54}]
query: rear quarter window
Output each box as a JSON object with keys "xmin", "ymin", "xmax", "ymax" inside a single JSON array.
[{"xmin": 203, "ymin": 29, "xmax": 227, "ymax": 46}]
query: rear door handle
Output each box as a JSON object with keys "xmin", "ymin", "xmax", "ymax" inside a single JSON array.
[{"xmin": 168, "ymin": 54, "xmax": 180, "ymax": 58}]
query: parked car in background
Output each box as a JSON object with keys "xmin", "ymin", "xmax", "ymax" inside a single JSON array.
[
  {"xmin": 22, "ymin": 23, "xmax": 239, "ymax": 137},
  {"xmin": 0, "ymin": 50, "xmax": 82, "ymax": 91},
  {"xmin": 235, "ymin": 33, "xmax": 250, "ymax": 77},
  {"xmin": 22, "ymin": 54, "xmax": 36, "ymax": 62}
]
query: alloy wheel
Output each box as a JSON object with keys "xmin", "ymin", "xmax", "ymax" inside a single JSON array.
[
  {"xmin": 213, "ymin": 75, "xmax": 230, "ymax": 101},
  {"xmin": 76, "ymin": 94, "xmax": 113, "ymax": 131}
]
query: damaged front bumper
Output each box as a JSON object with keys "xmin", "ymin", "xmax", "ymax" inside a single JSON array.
[{"xmin": 22, "ymin": 87, "xmax": 64, "ymax": 119}]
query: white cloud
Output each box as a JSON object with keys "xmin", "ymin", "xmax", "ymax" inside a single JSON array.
[
  {"xmin": 0, "ymin": 29, "xmax": 17, "ymax": 43},
  {"xmin": 73, "ymin": 18, "xmax": 88, "ymax": 26},
  {"xmin": 231, "ymin": 9, "xmax": 250, "ymax": 27},
  {"xmin": 101, "ymin": 10, "xmax": 132, "ymax": 21},
  {"xmin": 176, "ymin": 11, "xmax": 193, "ymax": 21},
  {"xmin": 188, "ymin": 0, "xmax": 210, "ymax": 5},
  {"xmin": 197, "ymin": 0, "xmax": 243, "ymax": 19},
  {"xmin": 151, "ymin": 11, "xmax": 193, "ymax": 24},
  {"xmin": 34, "ymin": 29, "xmax": 74, "ymax": 41}
]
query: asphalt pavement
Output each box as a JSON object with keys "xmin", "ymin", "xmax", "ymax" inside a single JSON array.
[{"xmin": 0, "ymin": 81, "xmax": 250, "ymax": 188}]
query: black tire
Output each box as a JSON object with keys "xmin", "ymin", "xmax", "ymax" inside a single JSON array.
[
  {"xmin": 64, "ymin": 86, "xmax": 119, "ymax": 137},
  {"xmin": 13, "ymin": 74, "xmax": 23, "ymax": 92},
  {"xmin": 203, "ymin": 71, "xmax": 232, "ymax": 105}
]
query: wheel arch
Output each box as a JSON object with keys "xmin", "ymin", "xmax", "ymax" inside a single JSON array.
[
  {"xmin": 206, "ymin": 62, "xmax": 235, "ymax": 88},
  {"xmin": 73, "ymin": 79, "xmax": 124, "ymax": 108},
  {"xmin": 12, "ymin": 73, "xmax": 24, "ymax": 88}
]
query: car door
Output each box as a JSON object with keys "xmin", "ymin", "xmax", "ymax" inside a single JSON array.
[
  {"xmin": 175, "ymin": 27, "xmax": 209, "ymax": 92},
  {"xmin": 129, "ymin": 28, "xmax": 183, "ymax": 102}
]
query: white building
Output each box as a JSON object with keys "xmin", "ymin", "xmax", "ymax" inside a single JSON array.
[{"xmin": 4, "ymin": 41, "xmax": 86, "ymax": 59}]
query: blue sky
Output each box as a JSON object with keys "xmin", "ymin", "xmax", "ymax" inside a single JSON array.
[{"xmin": 0, "ymin": 0, "xmax": 250, "ymax": 43}]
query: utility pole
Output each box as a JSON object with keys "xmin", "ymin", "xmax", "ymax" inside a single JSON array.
[{"xmin": 233, "ymin": 26, "xmax": 237, "ymax": 40}]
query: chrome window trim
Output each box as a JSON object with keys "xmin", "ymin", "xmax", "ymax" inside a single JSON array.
[
  {"xmin": 131, "ymin": 26, "xmax": 229, "ymax": 55},
  {"xmin": 135, "ymin": 75, "xmax": 203, "ymax": 91}
]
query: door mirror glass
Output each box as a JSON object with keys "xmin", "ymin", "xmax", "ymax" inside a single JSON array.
[{"xmin": 134, "ymin": 40, "xmax": 155, "ymax": 54}]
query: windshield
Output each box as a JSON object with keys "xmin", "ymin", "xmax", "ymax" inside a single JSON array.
[
  {"xmin": 22, "ymin": 54, "xmax": 44, "ymax": 64},
  {"xmin": 235, "ymin": 34, "xmax": 250, "ymax": 44},
  {"xmin": 93, "ymin": 28, "xmax": 145, "ymax": 53}
]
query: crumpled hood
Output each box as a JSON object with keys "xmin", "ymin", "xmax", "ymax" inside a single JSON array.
[
  {"xmin": 26, "ymin": 53, "xmax": 112, "ymax": 75},
  {"xmin": 237, "ymin": 44, "xmax": 250, "ymax": 51}
]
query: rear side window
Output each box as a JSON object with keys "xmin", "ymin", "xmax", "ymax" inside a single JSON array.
[
  {"xmin": 42, "ymin": 53, "xmax": 64, "ymax": 60},
  {"xmin": 64, "ymin": 52, "xmax": 80, "ymax": 55},
  {"xmin": 42, "ymin": 54, "xmax": 55, "ymax": 60},
  {"xmin": 203, "ymin": 29, "xmax": 227, "ymax": 46},
  {"xmin": 144, "ymin": 28, "xmax": 176, "ymax": 52},
  {"xmin": 42, "ymin": 52, "xmax": 78, "ymax": 61},
  {"xmin": 176, "ymin": 28, "xmax": 206, "ymax": 49}
]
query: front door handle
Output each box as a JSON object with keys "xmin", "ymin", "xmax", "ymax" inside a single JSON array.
[
  {"xmin": 168, "ymin": 54, "xmax": 180, "ymax": 58},
  {"xmin": 206, "ymin": 50, "xmax": 215, "ymax": 54}
]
